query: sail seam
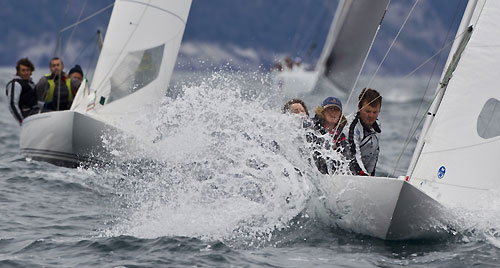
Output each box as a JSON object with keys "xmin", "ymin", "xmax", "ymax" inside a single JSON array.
[
  {"xmin": 421, "ymin": 136, "xmax": 500, "ymax": 154},
  {"xmin": 59, "ymin": 3, "xmax": 115, "ymax": 33},
  {"xmin": 122, "ymin": 0, "xmax": 187, "ymax": 25}
]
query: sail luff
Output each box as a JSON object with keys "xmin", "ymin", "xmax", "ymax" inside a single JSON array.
[
  {"xmin": 409, "ymin": 0, "xmax": 500, "ymax": 207},
  {"xmin": 406, "ymin": 0, "xmax": 478, "ymax": 177}
]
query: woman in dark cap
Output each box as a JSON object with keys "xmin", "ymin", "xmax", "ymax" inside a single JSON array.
[
  {"xmin": 307, "ymin": 96, "xmax": 347, "ymax": 174},
  {"xmin": 68, "ymin": 64, "xmax": 84, "ymax": 82},
  {"xmin": 312, "ymin": 96, "xmax": 347, "ymax": 142}
]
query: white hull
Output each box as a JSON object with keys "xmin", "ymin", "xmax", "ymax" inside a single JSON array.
[
  {"xmin": 314, "ymin": 175, "xmax": 449, "ymax": 240},
  {"xmin": 20, "ymin": 111, "xmax": 117, "ymax": 167},
  {"xmin": 20, "ymin": 113, "xmax": 449, "ymax": 240},
  {"xmin": 272, "ymin": 68, "xmax": 346, "ymax": 104}
]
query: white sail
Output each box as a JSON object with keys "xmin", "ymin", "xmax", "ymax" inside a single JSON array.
[
  {"xmin": 273, "ymin": 0, "xmax": 389, "ymax": 99},
  {"xmin": 315, "ymin": 0, "xmax": 389, "ymax": 93},
  {"xmin": 410, "ymin": 0, "xmax": 500, "ymax": 207},
  {"xmin": 78, "ymin": 0, "xmax": 192, "ymax": 119}
]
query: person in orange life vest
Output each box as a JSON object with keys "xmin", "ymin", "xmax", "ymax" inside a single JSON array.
[
  {"xmin": 307, "ymin": 96, "xmax": 347, "ymax": 174},
  {"xmin": 35, "ymin": 57, "xmax": 81, "ymax": 111},
  {"xmin": 5, "ymin": 58, "xmax": 41, "ymax": 125}
]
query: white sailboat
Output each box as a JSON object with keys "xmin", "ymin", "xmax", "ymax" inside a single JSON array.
[
  {"xmin": 272, "ymin": 0, "xmax": 390, "ymax": 99},
  {"xmin": 20, "ymin": 0, "xmax": 192, "ymax": 167},
  {"xmin": 316, "ymin": 0, "xmax": 500, "ymax": 240}
]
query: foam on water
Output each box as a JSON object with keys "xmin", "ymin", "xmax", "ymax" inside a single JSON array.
[
  {"xmin": 90, "ymin": 71, "xmax": 500, "ymax": 249},
  {"xmin": 96, "ymin": 71, "xmax": 331, "ymax": 245},
  {"xmin": 443, "ymin": 187, "xmax": 500, "ymax": 246}
]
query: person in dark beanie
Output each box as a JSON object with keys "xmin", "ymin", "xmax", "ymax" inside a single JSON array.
[{"xmin": 68, "ymin": 64, "xmax": 84, "ymax": 82}]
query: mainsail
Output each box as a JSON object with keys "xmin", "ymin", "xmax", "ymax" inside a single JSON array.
[
  {"xmin": 315, "ymin": 0, "xmax": 389, "ymax": 93},
  {"xmin": 72, "ymin": 0, "xmax": 192, "ymax": 119},
  {"xmin": 409, "ymin": 0, "xmax": 500, "ymax": 206}
]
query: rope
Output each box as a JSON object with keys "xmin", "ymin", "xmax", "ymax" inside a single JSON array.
[
  {"xmin": 303, "ymin": 1, "xmax": 334, "ymax": 60},
  {"xmin": 63, "ymin": 0, "xmax": 88, "ymax": 58},
  {"xmin": 54, "ymin": 0, "xmax": 71, "ymax": 57},
  {"xmin": 85, "ymin": 37, "xmax": 99, "ymax": 82},
  {"xmin": 68, "ymin": 32, "xmax": 97, "ymax": 68},
  {"xmin": 366, "ymin": 0, "xmax": 420, "ymax": 90},
  {"xmin": 59, "ymin": 3, "xmax": 114, "ymax": 33},
  {"xmin": 336, "ymin": 2, "xmax": 390, "ymax": 136}
]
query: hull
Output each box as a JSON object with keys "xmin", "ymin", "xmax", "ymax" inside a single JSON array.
[
  {"xmin": 272, "ymin": 67, "xmax": 318, "ymax": 97},
  {"xmin": 315, "ymin": 175, "xmax": 449, "ymax": 240},
  {"xmin": 272, "ymin": 68, "xmax": 348, "ymax": 104},
  {"xmin": 20, "ymin": 111, "xmax": 117, "ymax": 167}
]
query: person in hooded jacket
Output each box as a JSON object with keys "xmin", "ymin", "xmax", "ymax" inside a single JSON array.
[{"xmin": 5, "ymin": 58, "xmax": 41, "ymax": 125}]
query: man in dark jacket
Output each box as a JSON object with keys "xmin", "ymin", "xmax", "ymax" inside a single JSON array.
[
  {"xmin": 36, "ymin": 57, "xmax": 81, "ymax": 111},
  {"xmin": 343, "ymin": 88, "xmax": 382, "ymax": 176},
  {"xmin": 5, "ymin": 58, "xmax": 40, "ymax": 125}
]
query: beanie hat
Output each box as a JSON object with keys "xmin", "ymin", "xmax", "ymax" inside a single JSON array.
[{"xmin": 69, "ymin": 64, "xmax": 83, "ymax": 77}]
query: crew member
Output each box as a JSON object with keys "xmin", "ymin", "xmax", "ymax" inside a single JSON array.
[
  {"xmin": 36, "ymin": 57, "xmax": 81, "ymax": 111},
  {"xmin": 5, "ymin": 58, "xmax": 40, "ymax": 125}
]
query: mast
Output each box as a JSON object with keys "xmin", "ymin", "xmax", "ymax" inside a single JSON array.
[{"xmin": 406, "ymin": 0, "xmax": 478, "ymax": 178}]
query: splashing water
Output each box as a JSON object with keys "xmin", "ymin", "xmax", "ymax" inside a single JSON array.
[
  {"xmin": 96, "ymin": 71, "xmax": 345, "ymax": 246},
  {"xmin": 444, "ymin": 188, "xmax": 500, "ymax": 247},
  {"xmin": 94, "ymin": 71, "xmax": 500, "ymax": 249}
]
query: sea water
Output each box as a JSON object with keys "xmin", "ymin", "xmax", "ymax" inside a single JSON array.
[{"xmin": 1, "ymin": 67, "xmax": 500, "ymax": 267}]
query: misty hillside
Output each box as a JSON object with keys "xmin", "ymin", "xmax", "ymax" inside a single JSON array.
[{"xmin": 0, "ymin": 0, "xmax": 466, "ymax": 76}]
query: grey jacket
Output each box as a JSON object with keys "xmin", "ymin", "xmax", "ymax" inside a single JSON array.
[{"xmin": 343, "ymin": 112, "xmax": 381, "ymax": 176}]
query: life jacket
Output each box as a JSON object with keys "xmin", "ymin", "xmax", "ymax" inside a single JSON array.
[
  {"xmin": 44, "ymin": 73, "xmax": 73, "ymax": 102},
  {"xmin": 6, "ymin": 78, "xmax": 38, "ymax": 118}
]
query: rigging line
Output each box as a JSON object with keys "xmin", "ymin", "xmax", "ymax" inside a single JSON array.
[
  {"xmin": 399, "ymin": 29, "xmax": 469, "ymax": 82},
  {"xmin": 290, "ymin": 0, "xmax": 313, "ymax": 57},
  {"xmin": 389, "ymin": 94, "xmax": 433, "ymax": 177},
  {"xmin": 352, "ymin": 27, "xmax": 470, "ymax": 123},
  {"xmin": 338, "ymin": 1, "xmax": 391, "ymax": 136},
  {"xmin": 55, "ymin": 0, "xmax": 71, "ymax": 57},
  {"xmin": 85, "ymin": 38, "xmax": 99, "ymax": 82},
  {"xmin": 59, "ymin": 3, "xmax": 114, "ymax": 33},
  {"xmin": 303, "ymin": 0, "xmax": 333, "ymax": 59},
  {"xmin": 366, "ymin": 0, "xmax": 420, "ymax": 90},
  {"xmin": 68, "ymin": 32, "xmax": 97, "ymax": 69},
  {"xmin": 64, "ymin": 0, "xmax": 88, "ymax": 59},
  {"xmin": 333, "ymin": 20, "xmax": 385, "ymax": 137},
  {"xmin": 338, "ymin": 9, "xmax": 473, "ymax": 160},
  {"xmin": 390, "ymin": 0, "xmax": 465, "ymax": 177}
]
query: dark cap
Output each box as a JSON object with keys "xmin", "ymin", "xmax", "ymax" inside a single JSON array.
[
  {"xmin": 69, "ymin": 64, "xmax": 83, "ymax": 77},
  {"xmin": 321, "ymin": 96, "xmax": 342, "ymax": 110}
]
